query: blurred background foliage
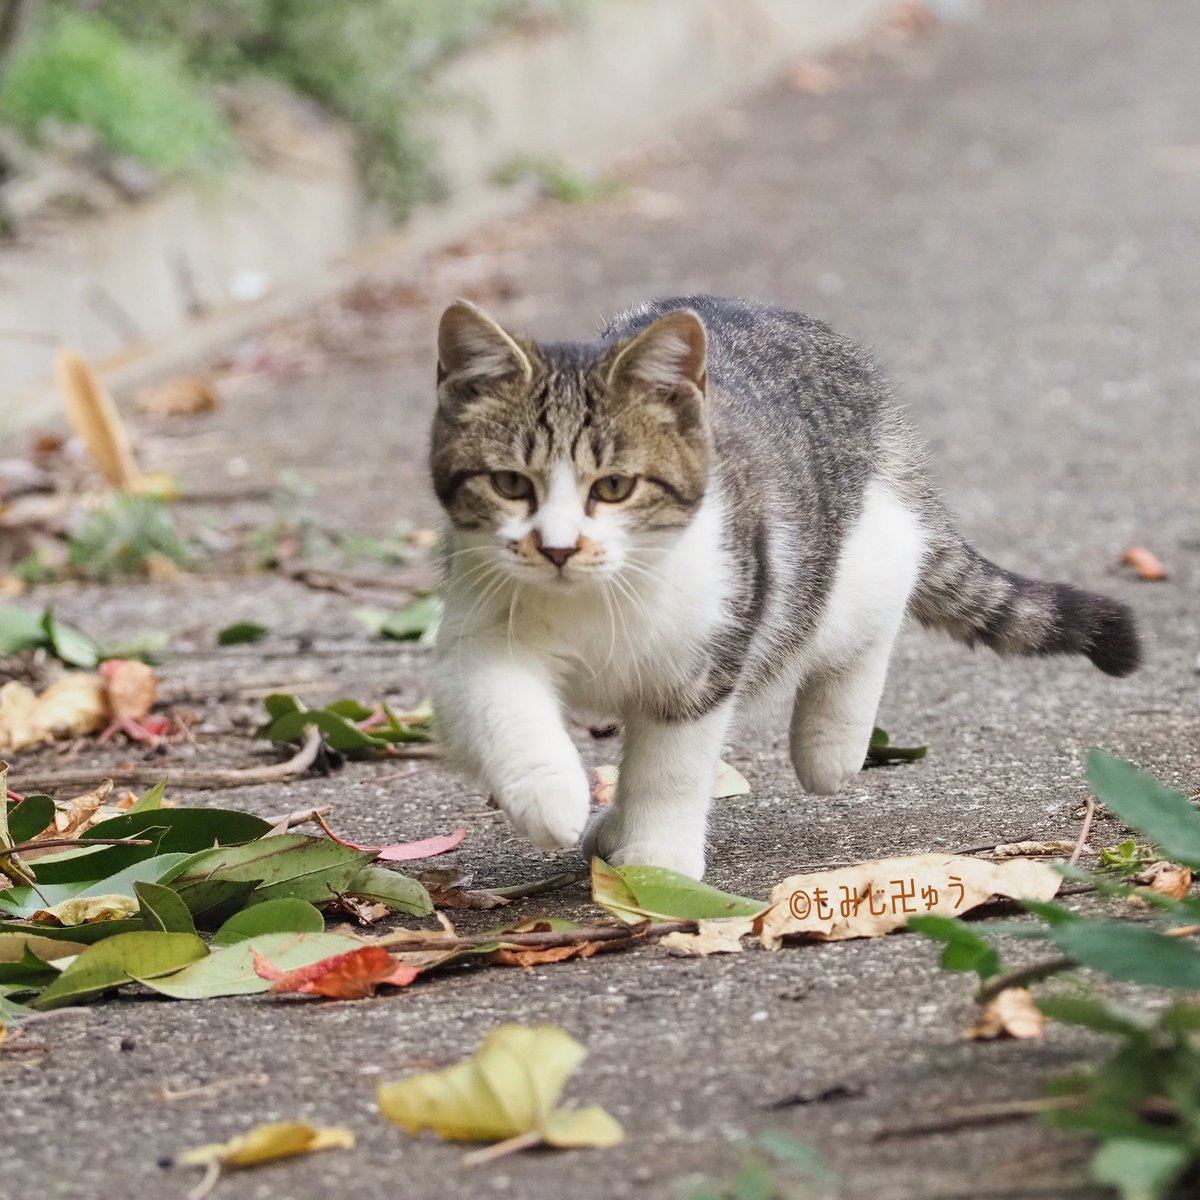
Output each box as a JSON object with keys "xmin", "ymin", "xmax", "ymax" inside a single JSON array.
[{"xmin": 0, "ymin": 0, "xmax": 582, "ymax": 215}]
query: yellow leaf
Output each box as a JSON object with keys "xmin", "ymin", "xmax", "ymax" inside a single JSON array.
[
  {"xmin": 31, "ymin": 894, "xmax": 140, "ymax": 927},
  {"xmin": 181, "ymin": 1121, "xmax": 354, "ymax": 1169},
  {"xmin": 659, "ymin": 916, "xmax": 756, "ymax": 957},
  {"xmin": 0, "ymin": 675, "xmax": 108, "ymax": 753},
  {"xmin": 55, "ymin": 348, "xmax": 140, "ymax": 490},
  {"xmin": 757, "ymin": 853, "xmax": 1062, "ymax": 948},
  {"xmin": 966, "ymin": 988, "xmax": 1046, "ymax": 1041},
  {"xmin": 378, "ymin": 1024, "xmax": 622, "ymax": 1153}
]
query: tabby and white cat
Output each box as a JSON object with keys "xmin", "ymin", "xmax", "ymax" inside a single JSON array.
[{"xmin": 428, "ymin": 295, "xmax": 1139, "ymax": 879}]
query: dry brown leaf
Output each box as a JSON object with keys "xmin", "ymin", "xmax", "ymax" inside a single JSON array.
[
  {"xmin": 328, "ymin": 895, "xmax": 391, "ymax": 926},
  {"xmin": 987, "ymin": 839, "xmax": 1079, "ymax": 861},
  {"xmin": 489, "ymin": 943, "xmax": 600, "ymax": 969},
  {"xmin": 51, "ymin": 780, "xmax": 113, "ymax": 836},
  {"xmin": 101, "ymin": 659, "xmax": 158, "ymax": 723},
  {"xmin": 659, "ymin": 916, "xmax": 756, "ymax": 957},
  {"xmin": 1119, "ymin": 546, "xmax": 1168, "ymax": 581},
  {"xmin": 1133, "ymin": 861, "xmax": 1193, "ymax": 903},
  {"xmin": 134, "ymin": 376, "xmax": 221, "ymax": 418},
  {"xmin": 54, "ymin": 348, "xmax": 140, "ymax": 490},
  {"xmin": 757, "ymin": 854, "xmax": 1062, "ymax": 948},
  {"xmin": 965, "ymin": 988, "xmax": 1045, "ymax": 1041},
  {"xmin": 0, "ymin": 675, "xmax": 108, "ymax": 752}
]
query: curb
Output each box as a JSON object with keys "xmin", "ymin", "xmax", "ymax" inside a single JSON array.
[{"xmin": 2, "ymin": 0, "xmax": 892, "ymax": 432}]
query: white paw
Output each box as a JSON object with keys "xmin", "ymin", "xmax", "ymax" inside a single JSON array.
[
  {"xmin": 583, "ymin": 809, "xmax": 706, "ymax": 879},
  {"xmin": 494, "ymin": 760, "xmax": 590, "ymax": 849},
  {"xmin": 790, "ymin": 739, "xmax": 864, "ymax": 795}
]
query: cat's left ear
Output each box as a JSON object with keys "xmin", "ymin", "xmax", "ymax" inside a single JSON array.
[{"xmin": 606, "ymin": 309, "xmax": 708, "ymax": 412}]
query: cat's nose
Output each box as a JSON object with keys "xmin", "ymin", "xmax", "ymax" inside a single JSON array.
[{"xmin": 538, "ymin": 543, "xmax": 578, "ymax": 568}]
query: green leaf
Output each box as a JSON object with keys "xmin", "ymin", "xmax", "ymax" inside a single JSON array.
[
  {"xmin": 211, "ymin": 898, "xmax": 325, "ymax": 946},
  {"xmin": 1037, "ymin": 996, "xmax": 1155, "ymax": 1037},
  {"xmin": 1091, "ymin": 1137, "xmax": 1191, "ymax": 1200},
  {"xmin": 261, "ymin": 707, "xmax": 386, "ymax": 751},
  {"xmin": 125, "ymin": 779, "xmax": 167, "ymax": 814},
  {"xmin": 865, "ymin": 726, "xmax": 928, "ymax": 766},
  {"xmin": 907, "ymin": 914, "xmax": 1002, "ymax": 979},
  {"xmin": 0, "ymin": 851, "xmax": 191, "ymax": 917},
  {"xmin": 1050, "ymin": 921, "xmax": 1200, "ymax": 989},
  {"xmin": 345, "ymin": 864, "xmax": 433, "ymax": 917},
  {"xmin": 41, "ymin": 609, "xmax": 101, "ymax": 669},
  {"xmin": 218, "ymin": 621, "xmax": 269, "ymax": 646},
  {"xmin": 1087, "ymin": 750, "xmax": 1200, "ymax": 869},
  {"xmin": 31, "ymin": 828, "xmax": 166, "ymax": 885},
  {"xmin": 0, "ymin": 945, "xmax": 63, "ymax": 989},
  {"xmin": 162, "ymin": 834, "xmax": 372, "ymax": 904},
  {"xmin": 173, "ymin": 878, "xmax": 261, "ymax": 929},
  {"xmin": 0, "ymin": 993, "xmax": 37, "ymax": 1023},
  {"xmin": 87, "ymin": 807, "xmax": 272, "ymax": 853},
  {"xmin": 0, "ymin": 605, "xmax": 46, "ymax": 654},
  {"xmin": 591, "ymin": 858, "xmax": 766, "ymax": 924},
  {"xmin": 141, "ymin": 931, "xmax": 361, "ymax": 1000},
  {"xmin": 262, "ymin": 693, "xmax": 304, "ymax": 723},
  {"xmin": 135, "ymin": 881, "xmax": 196, "ymax": 934},
  {"xmin": 372, "ymin": 595, "xmax": 443, "ymax": 642},
  {"xmin": 755, "ymin": 1131, "xmax": 835, "ymax": 1181},
  {"xmin": 98, "ymin": 630, "xmax": 170, "ymax": 664},
  {"xmin": 0, "ymin": 918, "xmax": 140, "ymax": 944},
  {"xmin": 1021, "ymin": 899, "xmax": 1081, "ymax": 926},
  {"xmin": 6, "ymin": 794, "xmax": 55, "ymax": 842},
  {"xmin": 32, "ymin": 931, "xmax": 207, "ymax": 1009}
]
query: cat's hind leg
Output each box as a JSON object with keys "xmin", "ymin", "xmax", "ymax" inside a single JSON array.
[{"xmin": 788, "ymin": 634, "xmax": 896, "ymax": 795}]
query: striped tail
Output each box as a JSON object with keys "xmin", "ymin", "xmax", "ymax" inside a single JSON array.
[{"xmin": 909, "ymin": 534, "xmax": 1142, "ymax": 677}]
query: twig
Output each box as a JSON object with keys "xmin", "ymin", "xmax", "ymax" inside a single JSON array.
[
  {"xmin": 372, "ymin": 919, "xmax": 695, "ymax": 953},
  {"xmin": 462, "ymin": 1130, "xmax": 543, "ymax": 1166},
  {"xmin": 262, "ymin": 806, "xmax": 332, "ymax": 830},
  {"xmin": 0, "ymin": 837, "xmax": 151, "ymax": 858},
  {"xmin": 283, "ymin": 565, "xmax": 434, "ymax": 596},
  {"xmin": 12, "ymin": 728, "xmax": 322, "ymax": 793},
  {"xmin": 186, "ymin": 1159, "xmax": 221, "ymax": 1200},
  {"xmin": 488, "ymin": 869, "xmax": 589, "ymax": 900},
  {"xmin": 1068, "ymin": 795, "xmax": 1096, "ymax": 868},
  {"xmin": 873, "ymin": 1095, "xmax": 1080, "ymax": 1141}
]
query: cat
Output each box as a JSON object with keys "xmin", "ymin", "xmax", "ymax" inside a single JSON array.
[{"xmin": 428, "ymin": 294, "xmax": 1140, "ymax": 879}]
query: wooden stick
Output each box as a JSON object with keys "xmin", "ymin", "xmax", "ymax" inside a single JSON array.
[
  {"xmin": 1068, "ymin": 795, "xmax": 1095, "ymax": 869},
  {"xmin": 873, "ymin": 1095, "xmax": 1080, "ymax": 1141}
]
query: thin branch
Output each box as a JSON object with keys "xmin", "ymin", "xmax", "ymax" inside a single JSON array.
[
  {"xmin": 1068, "ymin": 795, "xmax": 1095, "ymax": 868},
  {"xmin": 977, "ymin": 956, "xmax": 1076, "ymax": 1004},
  {"xmin": 461, "ymin": 1130, "xmax": 543, "ymax": 1166},
  {"xmin": 0, "ymin": 836, "xmax": 151, "ymax": 858},
  {"xmin": 12, "ymin": 728, "xmax": 322, "ymax": 793},
  {"xmin": 488, "ymin": 869, "xmax": 589, "ymax": 900},
  {"xmin": 371, "ymin": 919, "xmax": 695, "ymax": 953},
  {"xmin": 873, "ymin": 1095, "xmax": 1081, "ymax": 1141}
]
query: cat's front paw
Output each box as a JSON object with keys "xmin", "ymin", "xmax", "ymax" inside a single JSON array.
[
  {"xmin": 493, "ymin": 760, "xmax": 590, "ymax": 849},
  {"xmin": 583, "ymin": 809, "xmax": 707, "ymax": 879}
]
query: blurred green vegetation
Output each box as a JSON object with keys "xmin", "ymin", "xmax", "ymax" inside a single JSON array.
[{"xmin": 0, "ymin": 0, "xmax": 582, "ymax": 214}]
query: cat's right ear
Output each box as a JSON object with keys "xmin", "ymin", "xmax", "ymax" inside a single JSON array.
[{"xmin": 437, "ymin": 300, "xmax": 532, "ymax": 406}]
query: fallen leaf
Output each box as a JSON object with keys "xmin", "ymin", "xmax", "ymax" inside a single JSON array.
[
  {"xmin": 420, "ymin": 868, "xmax": 510, "ymax": 911},
  {"xmin": 489, "ymin": 943, "xmax": 599, "ymax": 968},
  {"xmin": 1134, "ymin": 862, "xmax": 1193, "ymax": 903},
  {"xmin": 254, "ymin": 945, "xmax": 419, "ymax": 999},
  {"xmin": 757, "ymin": 854, "xmax": 1062, "ymax": 948},
  {"xmin": 965, "ymin": 988, "xmax": 1045, "ymax": 1041},
  {"xmin": 217, "ymin": 621, "xmax": 269, "ymax": 646},
  {"xmin": 327, "ymin": 894, "xmax": 391, "ymax": 925},
  {"xmin": 592, "ymin": 859, "xmax": 766, "ymax": 925},
  {"xmin": 865, "ymin": 726, "xmax": 928, "ymax": 766},
  {"xmin": 55, "ymin": 348, "xmax": 140, "ymax": 489},
  {"xmin": 181, "ymin": 1121, "xmax": 353, "ymax": 1169},
  {"xmin": 318, "ymin": 817, "xmax": 466, "ymax": 862},
  {"xmin": 100, "ymin": 659, "xmax": 158, "ymax": 723},
  {"xmin": 1119, "ymin": 546, "xmax": 1168, "ymax": 581},
  {"xmin": 659, "ymin": 916, "xmax": 756, "ymax": 957},
  {"xmin": 377, "ymin": 1024, "xmax": 623, "ymax": 1157},
  {"xmin": 0, "ymin": 674, "xmax": 108, "ymax": 751},
  {"xmin": 30, "ymin": 893, "xmax": 140, "ymax": 927},
  {"xmin": 592, "ymin": 759, "xmax": 748, "ymax": 807},
  {"xmin": 987, "ymin": 839, "xmax": 1079, "ymax": 860},
  {"xmin": 50, "ymin": 780, "xmax": 114, "ymax": 836},
  {"xmin": 135, "ymin": 376, "xmax": 220, "ymax": 418}
]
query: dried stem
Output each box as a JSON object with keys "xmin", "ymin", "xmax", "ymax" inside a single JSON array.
[
  {"xmin": 372, "ymin": 919, "xmax": 695, "ymax": 953},
  {"xmin": 873, "ymin": 1095, "xmax": 1081, "ymax": 1141},
  {"xmin": 1068, "ymin": 795, "xmax": 1095, "ymax": 869}
]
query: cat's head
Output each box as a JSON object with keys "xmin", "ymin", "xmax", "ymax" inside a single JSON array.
[{"xmin": 430, "ymin": 300, "xmax": 711, "ymax": 587}]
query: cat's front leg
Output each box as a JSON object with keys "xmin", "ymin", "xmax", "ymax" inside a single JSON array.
[
  {"xmin": 584, "ymin": 700, "xmax": 734, "ymax": 879},
  {"xmin": 432, "ymin": 643, "xmax": 589, "ymax": 849}
]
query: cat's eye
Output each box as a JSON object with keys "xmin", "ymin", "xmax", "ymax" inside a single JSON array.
[
  {"xmin": 591, "ymin": 474, "xmax": 637, "ymax": 504},
  {"xmin": 490, "ymin": 471, "xmax": 534, "ymax": 501}
]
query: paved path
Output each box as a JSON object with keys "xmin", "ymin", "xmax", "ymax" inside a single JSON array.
[{"xmin": 12, "ymin": 2, "xmax": 1199, "ymax": 1197}]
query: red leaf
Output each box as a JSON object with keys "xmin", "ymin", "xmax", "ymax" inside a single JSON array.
[
  {"xmin": 254, "ymin": 946, "xmax": 419, "ymax": 999},
  {"xmin": 316, "ymin": 815, "xmax": 466, "ymax": 862}
]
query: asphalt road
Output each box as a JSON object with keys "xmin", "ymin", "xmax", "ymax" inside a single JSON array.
[{"xmin": 9, "ymin": 1, "xmax": 1200, "ymax": 1198}]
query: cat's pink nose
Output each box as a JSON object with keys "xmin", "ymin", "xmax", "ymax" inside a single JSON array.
[{"xmin": 539, "ymin": 543, "xmax": 577, "ymax": 568}]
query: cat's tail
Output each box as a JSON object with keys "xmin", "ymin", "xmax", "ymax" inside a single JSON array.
[{"xmin": 908, "ymin": 530, "xmax": 1141, "ymax": 677}]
